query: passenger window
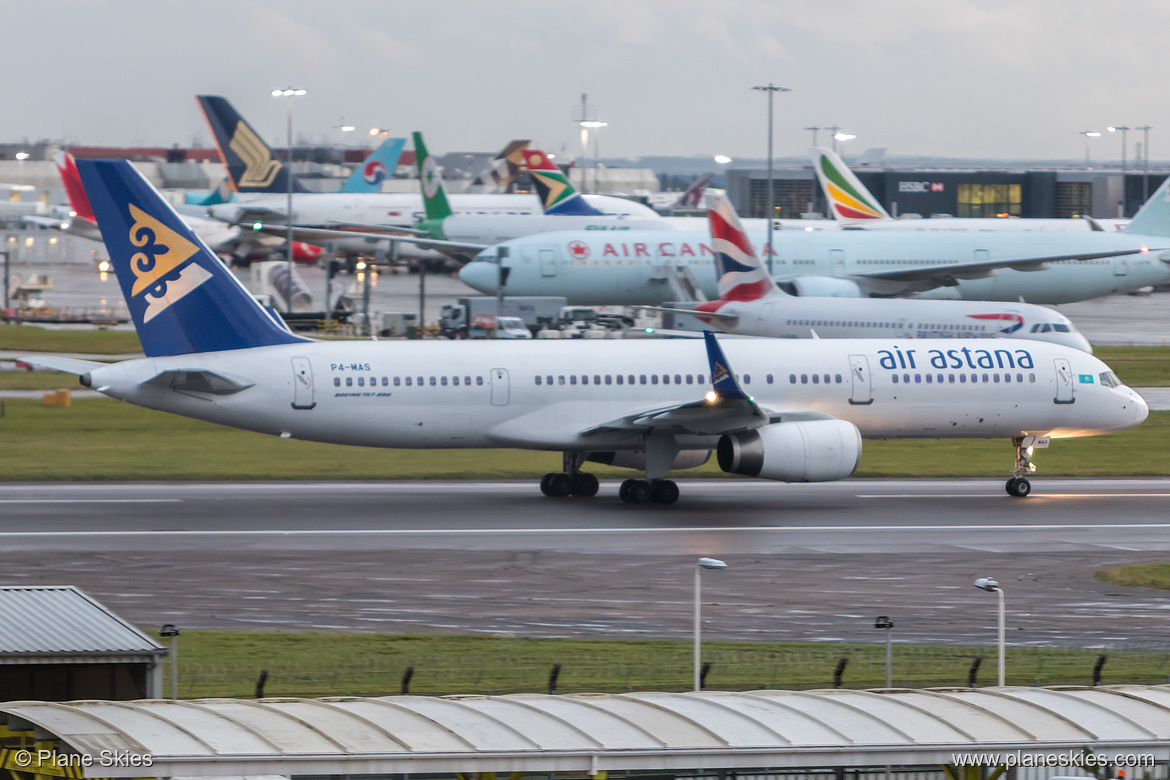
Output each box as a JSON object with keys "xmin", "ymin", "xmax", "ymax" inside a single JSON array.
[
  {"xmin": 476, "ymin": 376, "xmax": 483, "ymax": 386},
  {"xmin": 640, "ymin": 375, "xmax": 647, "ymax": 385},
  {"xmin": 358, "ymin": 377, "xmax": 364, "ymax": 387},
  {"xmin": 617, "ymin": 375, "xmax": 624, "ymax": 385},
  {"xmin": 1017, "ymin": 373, "xmax": 1023, "ymax": 383},
  {"xmin": 915, "ymin": 374, "xmax": 921, "ymax": 383},
  {"xmin": 405, "ymin": 377, "xmax": 412, "ymax": 386},
  {"xmin": 767, "ymin": 374, "xmax": 774, "ymax": 384},
  {"xmin": 536, "ymin": 376, "xmax": 542, "ymax": 386},
  {"xmin": 650, "ymin": 375, "xmax": 658, "ymax": 385},
  {"xmin": 925, "ymin": 374, "xmax": 932, "ymax": 383},
  {"xmin": 993, "ymin": 374, "xmax": 1000, "ymax": 383},
  {"xmin": 790, "ymin": 374, "xmax": 797, "ymax": 384},
  {"xmin": 453, "ymin": 376, "xmax": 460, "ymax": 386},
  {"xmin": 697, "ymin": 375, "xmax": 704, "ymax": 384},
  {"xmin": 959, "ymin": 374, "xmax": 966, "ymax": 383},
  {"xmin": 982, "ymin": 373, "xmax": 989, "ymax": 383},
  {"xmin": 1004, "ymin": 374, "xmax": 1011, "ymax": 383},
  {"xmin": 596, "ymin": 375, "xmax": 602, "ymax": 385},
  {"xmin": 417, "ymin": 377, "xmax": 424, "ymax": 386},
  {"xmin": 893, "ymin": 374, "xmax": 900, "ymax": 384},
  {"xmin": 903, "ymin": 374, "xmax": 910, "ymax": 383},
  {"xmin": 464, "ymin": 376, "xmax": 471, "ymax": 385},
  {"xmin": 440, "ymin": 377, "xmax": 447, "ymax": 386},
  {"xmin": 835, "ymin": 374, "xmax": 842, "ymax": 384},
  {"xmin": 686, "ymin": 375, "xmax": 694, "ymax": 385},
  {"xmin": 801, "ymin": 374, "xmax": 808, "ymax": 384},
  {"xmin": 559, "ymin": 376, "xmax": 565, "ymax": 385},
  {"xmin": 546, "ymin": 375, "xmax": 553, "ymax": 385},
  {"xmin": 570, "ymin": 375, "xmax": 577, "ymax": 385},
  {"xmin": 674, "ymin": 374, "xmax": 682, "ymax": 384},
  {"xmin": 382, "ymin": 377, "xmax": 389, "ymax": 386},
  {"xmin": 333, "ymin": 377, "xmax": 340, "ymax": 387},
  {"xmin": 629, "ymin": 375, "xmax": 635, "ymax": 384},
  {"xmin": 394, "ymin": 377, "xmax": 401, "ymax": 386},
  {"xmin": 948, "ymin": 374, "xmax": 955, "ymax": 383},
  {"xmin": 744, "ymin": 374, "xmax": 751, "ymax": 384},
  {"xmin": 605, "ymin": 375, "xmax": 612, "ymax": 385},
  {"xmin": 346, "ymin": 377, "xmax": 353, "ymax": 387},
  {"xmin": 812, "ymin": 374, "xmax": 820, "ymax": 384}
]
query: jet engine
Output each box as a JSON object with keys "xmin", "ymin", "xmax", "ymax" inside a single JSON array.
[
  {"xmin": 588, "ymin": 449, "xmax": 711, "ymax": 471},
  {"xmin": 716, "ymin": 419, "xmax": 862, "ymax": 482},
  {"xmin": 781, "ymin": 276, "xmax": 865, "ymax": 298}
]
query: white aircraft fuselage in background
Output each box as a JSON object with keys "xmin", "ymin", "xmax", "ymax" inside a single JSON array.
[{"xmin": 461, "ymin": 229, "xmax": 1170, "ymax": 304}]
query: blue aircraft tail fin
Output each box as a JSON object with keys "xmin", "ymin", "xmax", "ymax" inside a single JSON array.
[
  {"xmin": 76, "ymin": 159, "xmax": 308, "ymax": 357},
  {"xmin": 340, "ymin": 137, "xmax": 406, "ymax": 193},
  {"xmin": 196, "ymin": 95, "xmax": 310, "ymax": 194},
  {"xmin": 1124, "ymin": 174, "xmax": 1170, "ymax": 238},
  {"xmin": 703, "ymin": 331, "xmax": 749, "ymax": 400}
]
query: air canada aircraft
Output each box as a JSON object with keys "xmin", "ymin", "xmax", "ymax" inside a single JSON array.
[
  {"xmin": 26, "ymin": 161, "xmax": 1147, "ymax": 503},
  {"xmin": 654, "ymin": 194, "xmax": 1092, "ymax": 352}
]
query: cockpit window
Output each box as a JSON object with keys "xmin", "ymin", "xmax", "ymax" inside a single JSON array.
[
  {"xmin": 1099, "ymin": 371, "xmax": 1122, "ymax": 388},
  {"xmin": 1053, "ymin": 324, "xmax": 1070, "ymax": 332}
]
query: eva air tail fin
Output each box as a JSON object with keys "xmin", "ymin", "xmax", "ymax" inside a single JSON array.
[
  {"xmin": 412, "ymin": 131, "xmax": 453, "ymax": 222},
  {"xmin": 340, "ymin": 137, "xmax": 405, "ymax": 193},
  {"xmin": 196, "ymin": 95, "xmax": 310, "ymax": 195},
  {"xmin": 811, "ymin": 147, "xmax": 891, "ymax": 223},
  {"xmin": 524, "ymin": 149, "xmax": 606, "ymax": 216},
  {"xmin": 1124, "ymin": 175, "xmax": 1170, "ymax": 238},
  {"xmin": 75, "ymin": 159, "xmax": 307, "ymax": 357}
]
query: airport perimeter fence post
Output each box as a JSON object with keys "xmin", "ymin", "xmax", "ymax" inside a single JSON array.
[
  {"xmin": 699, "ymin": 662, "xmax": 712, "ymax": 691},
  {"xmin": 548, "ymin": 663, "xmax": 561, "ymax": 695},
  {"xmin": 254, "ymin": 670, "xmax": 268, "ymax": 699},
  {"xmin": 400, "ymin": 666, "xmax": 414, "ymax": 695},
  {"xmin": 833, "ymin": 657, "xmax": 848, "ymax": 689},
  {"xmin": 968, "ymin": 656, "xmax": 983, "ymax": 688},
  {"xmin": 1093, "ymin": 654, "xmax": 1108, "ymax": 686}
]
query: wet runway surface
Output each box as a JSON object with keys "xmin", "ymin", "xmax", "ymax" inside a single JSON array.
[{"xmin": 4, "ymin": 478, "xmax": 1170, "ymax": 648}]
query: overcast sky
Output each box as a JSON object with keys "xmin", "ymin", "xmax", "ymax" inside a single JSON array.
[{"xmin": 7, "ymin": 1, "xmax": 1168, "ymax": 163}]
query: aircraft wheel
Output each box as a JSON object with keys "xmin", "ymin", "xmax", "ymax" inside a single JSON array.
[
  {"xmin": 540, "ymin": 473, "xmax": 557, "ymax": 497},
  {"xmin": 620, "ymin": 479, "xmax": 651, "ymax": 504},
  {"xmin": 1006, "ymin": 477, "xmax": 1031, "ymax": 498},
  {"xmin": 570, "ymin": 472, "xmax": 599, "ymax": 497},
  {"xmin": 650, "ymin": 479, "xmax": 680, "ymax": 505},
  {"xmin": 547, "ymin": 472, "xmax": 573, "ymax": 497}
]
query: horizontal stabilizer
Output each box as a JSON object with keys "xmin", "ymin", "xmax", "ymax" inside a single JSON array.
[{"xmin": 18, "ymin": 355, "xmax": 105, "ymax": 374}]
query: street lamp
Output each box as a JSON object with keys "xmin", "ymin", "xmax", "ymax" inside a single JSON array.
[
  {"xmin": 1137, "ymin": 125, "xmax": 1154, "ymax": 200},
  {"xmin": 580, "ymin": 120, "xmax": 607, "ymax": 194},
  {"xmin": 1109, "ymin": 126, "xmax": 1130, "ymax": 215},
  {"xmin": 752, "ymin": 83, "xmax": 792, "ymax": 275},
  {"xmin": 803, "ymin": 126, "xmax": 822, "ymax": 148},
  {"xmin": 875, "ymin": 616, "xmax": 894, "ymax": 688},
  {"xmin": 833, "ymin": 133, "xmax": 857, "ymax": 155},
  {"xmin": 336, "ymin": 122, "xmax": 355, "ymax": 147},
  {"xmin": 974, "ymin": 577, "xmax": 1005, "ymax": 686},
  {"xmin": 714, "ymin": 155, "xmax": 732, "ymax": 165},
  {"xmin": 272, "ymin": 87, "xmax": 307, "ymax": 313},
  {"xmin": 159, "ymin": 623, "xmax": 180, "ymax": 699},
  {"xmin": 693, "ymin": 557, "xmax": 728, "ymax": 692},
  {"xmin": 1080, "ymin": 130, "xmax": 1101, "ymax": 167}
]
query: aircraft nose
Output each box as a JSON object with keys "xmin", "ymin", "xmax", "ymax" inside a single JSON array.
[
  {"xmin": 458, "ymin": 260, "xmax": 499, "ymax": 293},
  {"xmin": 1071, "ymin": 333, "xmax": 1093, "ymax": 354},
  {"xmin": 1133, "ymin": 391, "xmax": 1150, "ymax": 426}
]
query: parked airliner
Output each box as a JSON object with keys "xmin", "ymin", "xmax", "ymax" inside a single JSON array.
[
  {"xmin": 27, "ymin": 161, "xmax": 1146, "ymax": 503},
  {"xmin": 655, "ymin": 194, "xmax": 1092, "ymax": 352}
]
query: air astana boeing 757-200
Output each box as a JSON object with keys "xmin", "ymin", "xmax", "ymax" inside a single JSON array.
[{"xmin": 24, "ymin": 161, "xmax": 1147, "ymax": 503}]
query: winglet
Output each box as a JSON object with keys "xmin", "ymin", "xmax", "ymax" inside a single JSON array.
[
  {"xmin": 703, "ymin": 331, "xmax": 748, "ymax": 400},
  {"xmin": 524, "ymin": 149, "xmax": 606, "ymax": 216}
]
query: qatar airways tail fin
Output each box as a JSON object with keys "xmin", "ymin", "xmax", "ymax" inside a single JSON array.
[
  {"xmin": 74, "ymin": 159, "xmax": 307, "ymax": 357},
  {"xmin": 524, "ymin": 149, "xmax": 606, "ymax": 216},
  {"xmin": 811, "ymin": 147, "xmax": 891, "ymax": 223},
  {"xmin": 340, "ymin": 137, "xmax": 405, "ymax": 194},
  {"xmin": 673, "ymin": 174, "xmax": 713, "ymax": 210},
  {"xmin": 708, "ymin": 194, "xmax": 782, "ymax": 302},
  {"xmin": 196, "ymin": 94, "xmax": 310, "ymax": 195}
]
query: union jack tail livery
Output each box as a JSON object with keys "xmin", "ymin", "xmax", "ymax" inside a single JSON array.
[{"xmin": 707, "ymin": 194, "xmax": 779, "ymax": 302}]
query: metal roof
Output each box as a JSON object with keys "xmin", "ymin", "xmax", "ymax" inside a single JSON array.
[
  {"xmin": 4, "ymin": 686, "xmax": 1170, "ymax": 778},
  {"xmin": 0, "ymin": 586, "xmax": 164, "ymax": 661}
]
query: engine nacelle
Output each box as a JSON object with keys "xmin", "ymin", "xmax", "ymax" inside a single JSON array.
[
  {"xmin": 588, "ymin": 449, "xmax": 711, "ymax": 472},
  {"xmin": 717, "ymin": 420, "xmax": 862, "ymax": 482},
  {"xmin": 782, "ymin": 276, "xmax": 865, "ymax": 298}
]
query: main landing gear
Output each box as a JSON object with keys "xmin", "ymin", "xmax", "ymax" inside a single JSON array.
[
  {"xmin": 618, "ymin": 478, "xmax": 679, "ymax": 505},
  {"xmin": 540, "ymin": 452, "xmax": 599, "ymax": 498},
  {"xmin": 1005, "ymin": 436, "xmax": 1035, "ymax": 498}
]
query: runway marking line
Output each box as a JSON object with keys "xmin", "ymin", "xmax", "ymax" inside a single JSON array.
[
  {"xmin": 856, "ymin": 493, "xmax": 1170, "ymax": 499},
  {"xmin": 0, "ymin": 499, "xmax": 181, "ymax": 504}
]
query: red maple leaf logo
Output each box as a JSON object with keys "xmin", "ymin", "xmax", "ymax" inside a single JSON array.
[{"xmin": 568, "ymin": 240, "xmax": 590, "ymax": 260}]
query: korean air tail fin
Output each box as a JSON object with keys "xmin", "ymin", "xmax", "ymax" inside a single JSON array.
[
  {"xmin": 707, "ymin": 193, "xmax": 782, "ymax": 302},
  {"xmin": 524, "ymin": 149, "xmax": 606, "ymax": 216},
  {"xmin": 75, "ymin": 159, "xmax": 307, "ymax": 357},
  {"xmin": 340, "ymin": 137, "xmax": 405, "ymax": 193},
  {"xmin": 1123, "ymin": 175, "xmax": 1170, "ymax": 238},
  {"xmin": 196, "ymin": 95, "xmax": 310, "ymax": 195},
  {"xmin": 811, "ymin": 147, "xmax": 891, "ymax": 223},
  {"xmin": 54, "ymin": 152, "xmax": 95, "ymax": 223},
  {"xmin": 412, "ymin": 131, "xmax": 453, "ymax": 223}
]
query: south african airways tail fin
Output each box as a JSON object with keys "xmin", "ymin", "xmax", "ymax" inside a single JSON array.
[
  {"xmin": 75, "ymin": 159, "xmax": 307, "ymax": 357},
  {"xmin": 523, "ymin": 149, "xmax": 607, "ymax": 216},
  {"xmin": 340, "ymin": 137, "xmax": 406, "ymax": 193},
  {"xmin": 811, "ymin": 146, "xmax": 891, "ymax": 223},
  {"xmin": 196, "ymin": 95, "xmax": 310, "ymax": 195}
]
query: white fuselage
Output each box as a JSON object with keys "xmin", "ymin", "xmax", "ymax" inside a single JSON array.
[
  {"xmin": 694, "ymin": 295, "xmax": 1092, "ymax": 351},
  {"xmin": 460, "ymin": 229, "xmax": 1170, "ymax": 305},
  {"xmin": 86, "ymin": 338, "xmax": 1144, "ymax": 459}
]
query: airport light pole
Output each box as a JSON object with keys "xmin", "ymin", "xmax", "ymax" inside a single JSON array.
[
  {"xmin": 1080, "ymin": 130, "xmax": 1101, "ymax": 167},
  {"xmin": 803, "ymin": 126, "xmax": 822, "ymax": 148},
  {"xmin": 272, "ymin": 87, "xmax": 307, "ymax": 314},
  {"xmin": 693, "ymin": 557, "xmax": 728, "ymax": 692},
  {"xmin": 752, "ymin": 83, "xmax": 791, "ymax": 275},
  {"xmin": 875, "ymin": 616, "xmax": 894, "ymax": 688},
  {"xmin": 1109, "ymin": 126, "xmax": 1130, "ymax": 215},
  {"xmin": 833, "ymin": 133, "xmax": 857, "ymax": 156},
  {"xmin": 580, "ymin": 120, "xmax": 607, "ymax": 193},
  {"xmin": 1137, "ymin": 125, "xmax": 1154, "ymax": 200},
  {"xmin": 825, "ymin": 126, "xmax": 842, "ymax": 153},
  {"xmin": 974, "ymin": 578, "xmax": 1005, "ymax": 686},
  {"xmin": 160, "ymin": 624, "xmax": 180, "ymax": 699}
]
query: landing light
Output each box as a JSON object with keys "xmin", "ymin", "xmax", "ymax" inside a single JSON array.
[
  {"xmin": 1141, "ymin": 246, "xmax": 1149, "ymax": 253},
  {"xmin": 705, "ymin": 390, "xmax": 718, "ymax": 404},
  {"xmin": 97, "ymin": 260, "xmax": 110, "ymax": 272}
]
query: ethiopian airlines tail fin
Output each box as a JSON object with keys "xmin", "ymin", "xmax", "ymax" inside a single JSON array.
[
  {"xmin": 1124, "ymin": 174, "xmax": 1170, "ymax": 238},
  {"xmin": 75, "ymin": 159, "xmax": 307, "ymax": 358},
  {"xmin": 708, "ymin": 193, "xmax": 781, "ymax": 302},
  {"xmin": 524, "ymin": 149, "xmax": 606, "ymax": 216},
  {"xmin": 411, "ymin": 132, "xmax": 453, "ymax": 222},
  {"xmin": 811, "ymin": 147, "xmax": 891, "ymax": 223},
  {"xmin": 196, "ymin": 95, "xmax": 309, "ymax": 195},
  {"xmin": 340, "ymin": 137, "xmax": 406, "ymax": 194}
]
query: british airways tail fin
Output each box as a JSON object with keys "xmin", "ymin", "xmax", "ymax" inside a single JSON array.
[
  {"xmin": 1123, "ymin": 174, "xmax": 1170, "ymax": 238},
  {"xmin": 340, "ymin": 137, "xmax": 405, "ymax": 193},
  {"xmin": 196, "ymin": 95, "xmax": 309, "ymax": 195},
  {"xmin": 54, "ymin": 152, "xmax": 95, "ymax": 223},
  {"xmin": 524, "ymin": 149, "xmax": 607, "ymax": 216},
  {"xmin": 707, "ymin": 193, "xmax": 781, "ymax": 302},
  {"xmin": 811, "ymin": 147, "xmax": 891, "ymax": 223},
  {"xmin": 75, "ymin": 159, "xmax": 307, "ymax": 357}
]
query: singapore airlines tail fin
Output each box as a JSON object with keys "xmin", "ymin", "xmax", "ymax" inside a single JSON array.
[
  {"xmin": 340, "ymin": 136, "xmax": 406, "ymax": 193},
  {"xmin": 1123, "ymin": 174, "xmax": 1170, "ymax": 237},
  {"xmin": 811, "ymin": 146, "xmax": 891, "ymax": 223},
  {"xmin": 196, "ymin": 95, "xmax": 310, "ymax": 195},
  {"xmin": 412, "ymin": 131, "xmax": 453, "ymax": 223},
  {"xmin": 524, "ymin": 149, "xmax": 607, "ymax": 216},
  {"xmin": 708, "ymin": 194, "xmax": 782, "ymax": 301},
  {"xmin": 75, "ymin": 159, "xmax": 307, "ymax": 357}
]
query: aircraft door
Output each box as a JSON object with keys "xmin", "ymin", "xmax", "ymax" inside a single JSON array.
[
  {"xmin": 848, "ymin": 354, "xmax": 874, "ymax": 405},
  {"xmin": 1053, "ymin": 358, "xmax": 1075, "ymax": 404},
  {"xmin": 291, "ymin": 357, "xmax": 316, "ymax": 410},
  {"xmin": 830, "ymin": 249, "xmax": 846, "ymax": 275},
  {"xmin": 1113, "ymin": 255, "xmax": 1129, "ymax": 276},
  {"xmin": 490, "ymin": 368, "xmax": 510, "ymax": 406},
  {"xmin": 539, "ymin": 248, "xmax": 558, "ymax": 277}
]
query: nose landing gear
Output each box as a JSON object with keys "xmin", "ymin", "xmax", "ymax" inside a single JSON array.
[{"xmin": 1006, "ymin": 437, "xmax": 1036, "ymax": 497}]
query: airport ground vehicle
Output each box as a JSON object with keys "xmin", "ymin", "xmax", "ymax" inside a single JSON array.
[{"xmin": 438, "ymin": 296, "xmax": 566, "ymax": 338}]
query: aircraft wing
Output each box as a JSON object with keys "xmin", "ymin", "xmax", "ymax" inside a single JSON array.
[
  {"xmin": 637, "ymin": 305, "xmax": 738, "ymax": 325},
  {"xmin": 22, "ymin": 215, "xmax": 69, "ymax": 229},
  {"xmin": 856, "ymin": 247, "xmax": 1157, "ymax": 288},
  {"xmin": 253, "ymin": 223, "xmax": 488, "ymax": 254}
]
